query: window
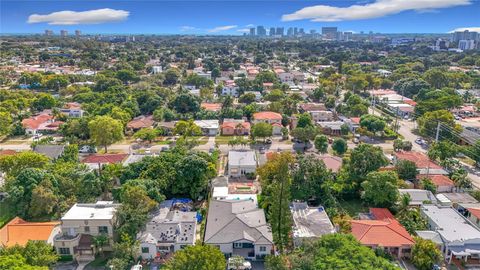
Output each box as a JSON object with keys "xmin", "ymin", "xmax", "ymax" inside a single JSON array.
[
  {"xmin": 259, "ymin": 246, "xmax": 266, "ymax": 252},
  {"xmin": 84, "ymin": 226, "xmax": 90, "ymax": 233},
  {"xmin": 141, "ymin": 247, "xmax": 149, "ymax": 253},
  {"xmin": 234, "ymin": 242, "xmax": 242, "ymax": 248},
  {"xmin": 59, "ymin": 248, "xmax": 70, "ymax": 255},
  {"xmin": 98, "ymin": 226, "xmax": 108, "ymax": 234}
]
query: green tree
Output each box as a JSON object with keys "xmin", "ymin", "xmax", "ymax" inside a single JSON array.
[
  {"xmin": 172, "ymin": 93, "xmax": 200, "ymax": 114},
  {"xmin": 296, "ymin": 113, "xmax": 313, "ymax": 128},
  {"xmin": 411, "ymin": 237, "xmax": 442, "ymax": 270},
  {"xmin": 0, "ymin": 111, "xmax": 13, "ymax": 136},
  {"xmin": 395, "ymin": 160, "xmax": 418, "ymax": 181},
  {"xmin": 28, "ymin": 181, "xmax": 58, "ymax": 219},
  {"xmin": 348, "ymin": 144, "xmax": 388, "ymax": 182},
  {"xmin": 133, "ymin": 127, "xmax": 158, "ymax": 143},
  {"xmin": 164, "ymin": 245, "xmax": 226, "ymax": 270},
  {"xmin": 174, "ymin": 154, "xmax": 214, "ymax": 199},
  {"xmin": 423, "ymin": 68, "xmax": 448, "ymax": 89},
  {"xmin": 88, "ymin": 115, "xmax": 124, "ymax": 153},
  {"xmin": 360, "ymin": 114, "xmax": 386, "ymax": 134},
  {"xmin": 417, "ymin": 110, "xmax": 458, "ymax": 138},
  {"xmin": 291, "ymin": 155, "xmax": 335, "ymax": 203},
  {"xmin": 428, "ymin": 140, "xmax": 458, "ymax": 162},
  {"xmin": 174, "ymin": 120, "xmax": 202, "ymax": 137},
  {"xmin": 265, "ymin": 255, "xmax": 289, "ymax": 270},
  {"xmin": 397, "ymin": 209, "xmax": 428, "ymax": 235},
  {"xmin": 332, "ymin": 138, "xmax": 348, "ymax": 155},
  {"xmin": 0, "ymin": 254, "xmax": 47, "ymax": 270},
  {"xmin": 288, "ymin": 234, "xmax": 400, "ymax": 270},
  {"xmin": 116, "ymin": 69, "xmax": 140, "ymax": 84},
  {"xmin": 163, "ymin": 68, "xmax": 181, "ymax": 85},
  {"xmin": 314, "ymin": 135, "xmax": 328, "ymax": 153},
  {"xmin": 251, "ymin": 122, "xmax": 273, "ymax": 141},
  {"xmin": 23, "ymin": 240, "xmax": 59, "ymax": 267},
  {"xmin": 361, "ymin": 171, "xmax": 400, "ymax": 208},
  {"xmin": 0, "ymin": 151, "xmax": 49, "ymax": 177},
  {"xmin": 291, "ymin": 125, "xmax": 317, "ymax": 143}
]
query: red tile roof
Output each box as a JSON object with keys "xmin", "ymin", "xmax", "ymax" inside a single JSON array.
[
  {"xmin": 21, "ymin": 114, "xmax": 53, "ymax": 130},
  {"xmin": 395, "ymin": 151, "xmax": 441, "ymax": 169},
  {"xmin": 351, "ymin": 208, "xmax": 414, "ymax": 248},
  {"xmin": 417, "ymin": 174, "xmax": 455, "ymax": 187},
  {"xmin": 64, "ymin": 102, "xmax": 82, "ymax": 109},
  {"xmin": 299, "ymin": 103, "xmax": 327, "ymax": 112},
  {"xmin": 201, "ymin": 103, "xmax": 222, "ymax": 112},
  {"xmin": 350, "ymin": 117, "xmax": 361, "ymax": 124},
  {"xmin": 0, "ymin": 150, "xmax": 17, "ymax": 156},
  {"xmin": 468, "ymin": 208, "xmax": 480, "ymax": 219},
  {"xmin": 82, "ymin": 153, "xmax": 128, "ymax": 164},
  {"xmin": 317, "ymin": 155, "xmax": 342, "ymax": 173},
  {"xmin": 221, "ymin": 121, "xmax": 251, "ymax": 129},
  {"xmin": 253, "ymin": 111, "xmax": 282, "ymax": 120},
  {"xmin": 127, "ymin": 115, "xmax": 154, "ymax": 129},
  {"xmin": 0, "ymin": 217, "xmax": 59, "ymax": 247}
]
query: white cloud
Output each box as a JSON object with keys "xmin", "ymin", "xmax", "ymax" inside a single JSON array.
[
  {"xmin": 449, "ymin": 27, "xmax": 480, "ymax": 33},
  {"xmin": 179, "ymin": 26, "xmax": 197, "ymax": 32},
  {"xmin": 282, "ymin": 0, "xmax": 471, "ymax": 22},
  {"xmin": 28, "ymin": 8, "xmax": 129, "ymax": 25},
  {"xmin": 208, "ymin": 25, "xmax": 237, "ymax": 33},
  {"xmin": 245, "ymin": 24, "xmax": 255, "ymax": 27},
  {"xmin": 237, "ymin": 28, "xmax": 250, "ymax": 33}
]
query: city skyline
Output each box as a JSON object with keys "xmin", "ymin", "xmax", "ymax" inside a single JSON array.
[{"xmin": 1, "ymin": 0, "xmax": 480, "ymax": 35}]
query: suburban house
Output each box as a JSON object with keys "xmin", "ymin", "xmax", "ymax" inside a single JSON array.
[
  {"xmin": 138, "ymin": 200, "xmax": 197, "ymax": 259},
  {"xmin": 393, "ymin": 151, "xmax": 448, "ymax": 176},
  {"xmin": 252, "ymin": 111, "xmax": 282, "ymax": 125},
  {"xmin": 127, "ymin": 115, "xmax": 154, "ymax": 131},
  {"xmin": 22, "ymin": 113, "xmax": 63, "ymax": 135},
  {"xmin": 278, "ymin": 72, "xmax": 294, "ymax": 83},
  {"xmin": 466, "ymin": 208, "xmax": 480, "ymax": 228},
  {"xmin": 0, "ymin": 217, "xmax": 60, "ymax": 247},
  {"xmin": 33, "ymin": 144, "xmax": 66, "ymax": 160},
  {"xmin": 60, "ymin": 102, "xmax": 84, "ymax": 118},
  {"xmin": 252, "ymin": 111, "xmax": 283, "ymax": 136},
  {"xmin": 82, "ymin": 153, "xmax": 129, "ymax": 171},
  {"xmin": 317, "ymin": 154, "xmax": 343, "ymax": 173},
  {"xmin": 201, "ymin": 102, "xmax": 222, "ymax": 112},
  {"xmin": 221, "ymin": 119, "xmax": 251, "ymax": 136},
  {"xmin": 54, "ymin": 201, "xmax": 121, "ymax": 262},
  {"xmin": 416, "ymin": 174, "xmax": 455, "ymax": 193},
  {"xmin": 318, "ymin": 121, "xmax": 344, "ymax": 135},
  {"xmin": 204, "ymin": 199, "xmax": 273, "ymax": 260},
  {"xmin": 398, "ymin": 189, "xmax": 438, "ymax": 207},
  {"xmin": 221, "ymin": 81, "xmax": 240, "ymax": 97},
  {"xmin": 420, "ymin": 204, "xmax": 480, "ymax": 264},
  {"xmin": 298, "ymin": 103, "xmax": 333, "ymax": 122},
  {"xmin": 228, "ymin": 150, "xmax": 257, "ymax": 177},
  {"xmin": 194, "ymin": 120, "xmax": 220, "ymax": 136},
  {"xmin": 351, "ymin": 208, "xmax": 415, "ymax": 258},
  {"xmin": 291, "ymin": 202, "xmax": 335, "ymax": 247}
]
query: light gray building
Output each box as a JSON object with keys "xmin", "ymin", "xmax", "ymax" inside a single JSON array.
[
  {"xmin": 228, "ymin": 150, "xmax": 257, "ymax": 177},
  {"xmin": 291, "ymin": 202, "xmax": 335, "ymax": 247},
  {"xmin": 204, "ymin": 199, "xmax": 273, "ymax": 260},
  {"xmin": 399, "ymin": 189, "xmax": 437, "ymax": 207},
  {"xmin": 420, "ymin": 205, "xmax": 480, "ymax": 264}
]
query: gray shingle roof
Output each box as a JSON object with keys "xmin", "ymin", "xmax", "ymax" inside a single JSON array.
[
  {"xmin": 204, "ymin": 199, "xmax": 273, "ymax": 245},
  {"xmin": 33, "ymin": 144, "xmax": 65, "ymax": 159}
]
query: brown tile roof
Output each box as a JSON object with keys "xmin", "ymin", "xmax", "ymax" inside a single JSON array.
[
  {"xmin": 82, "ymin": 153, "xmax": 128, "ymax": 164},
  {"xmin": 395, "ymin": 151, "xmax": 442, "ymax": 169},
  {"xmin": 127, "ymin": 115, "xmax": 154, "ymax": 129},
  {"xmin": 201, "ymin": 103, "xmax": 222, "ymax": 112},
  {"xmin": 0, "ymin": 217, "xmax": 59, "ymax": 247},
  {"xmin": 21, "ymin": 114, "xmax": 53, "ymax": 130},
  {"xmin": 317, "ymin": 155, "xmax": 342, "ymax": 173},
  {"xmin": 417, "ymin": 174, "xmax": 455, "ymax": 187},
  {"xmin": 299, "ymin": 103, "xmax": 327, "ymax": 112},
  {"xmin": 253, "ymin": 111, "xmax": 282, "ymax": 121}
]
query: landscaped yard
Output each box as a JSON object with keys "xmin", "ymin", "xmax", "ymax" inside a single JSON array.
[
  {"xmin": 338, "ymin": 198, "xmax": 369, "ymax": 217},
  {"xmin": 0, "ymin": 201, "xmax": 14, "ymax": 228}
]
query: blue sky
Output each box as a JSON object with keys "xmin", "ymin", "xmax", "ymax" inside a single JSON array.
[{"xmin": 1, "ymin": 0, "xmax": 479, "ymax": 34}]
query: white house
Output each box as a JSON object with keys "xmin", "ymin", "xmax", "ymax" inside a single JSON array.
[
  {"xmin": 194, "ymin": 120, "xmax": 219, "ymax": 136},
  {"xmin": 138, "ymin": 200, "xmax": 197, "ymax": 259},
  {"xmin": 228, "ymin": 150, "xmax": 257, "ymax": 177},
  {"xmin": 204, "ymin": 199, "xmax": 273, "ymax": 260}
]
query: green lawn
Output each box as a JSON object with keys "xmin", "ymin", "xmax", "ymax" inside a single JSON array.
[
  {"xmin": 0, "ymin": 202, "xmax": 14, "ymax": 228},
  {"xmin": 338, "ymin": 198, "xmax": 368, "ymax": 217}
]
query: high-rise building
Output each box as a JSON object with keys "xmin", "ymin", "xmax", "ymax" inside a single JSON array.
[
  {"xmin": 434, "ymin": 39, "xmax": 449, "ymax": 50},
  {"xmin": 75, "ymin": 30, "xmax": 81, "ymax": 37},
  {"xmin": 310, "ymin": 29, "xmax": 317, "ymax": 35},
  {"xmin": 293, "ymin": 27, "xmax": 298, "ymax": 36},
  {"xmin": 458, "ymin": 40, "xmax": 476, "ymax": 50},
  {"xmin": 257, "ymin": 26, "xmax": 266, "ymax": 36},
  {"xmin": 343, "ymin": 32, "xmax": 353, "ymax": 41},
  {"xmin": 287, "ymin": 27, "xmax": 293, "ymax": 36},
  {"xmin": 299, "ymin": 28, "xmax": 305, "ymax": 35},
  {"xmin": 275, "ymin": 27, "xmax": 284, "ymax": 36},
  {"xmin": 249, "ymin": 28, "xmax": 255, "ymax": 36},
  {"xmin": 60, "ymin": 30, "xmax": 68, "ymax": 37},
  {"xmin": 44, "ymin": 30, "xmax": 53, "ymax": 36},
  {"xmin": 451, "ymin": 30, "xmax": 479, "ymax": 42},
  {"xmin": 322, "ymin": 27, "xmax": 338, "ymax": 39},
  {"xmin": 269, "ymin": 27, "xmax": 275, "ymax": 36}
]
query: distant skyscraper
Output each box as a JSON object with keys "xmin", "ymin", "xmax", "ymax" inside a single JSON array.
[
  {"xmin": 458, "ymin": 40, "xmax": 476, "ymax": 50},
  {"xmin": 269, "ymin": 27, "xmax": 275, "ymax": 36},
  {"xmin": 293, "ymin": 27, "xmax": 298, "ymax": 36},
  {"xmin": 75, "ymin": 30, "xmax": 81, "ymax": 37},
  {"xmin": 257, "ymin": 26, "xmax": 266, "ymax": 36},
  {"xmin": 299, "ymin": 28, "xmax": 305, "ymax": 35},
  {"xmin": 60, "ymin": 30, "xmax": 68, "ymax": 37},
  {"xmin": 287, "ymin": 27, "xmax": 293, "ymax": 36},
  {"xmin": 452, "ymin": 30, "xmax": 478, "ymax": 42},
  {"xmin": 322, "ymin": 27, "xmax": 338, "ymax": 39},
  {"xmin": 249, "ymin": 28, "xmax": 255, "ymax": 36},
  {"xmin": 343, "ymin": 32, "xmax": 353, "ymax": 41},
  {"xmin": 44, "ymin": 30, "xmax": 53, "ymax": 36},
  {"xmin": 310, "ymin": 29, "xmax": 317, "ymax": 35},
  {"xmin": 275, "ymin": 27, "xmax": 284, "ymax": 36}
]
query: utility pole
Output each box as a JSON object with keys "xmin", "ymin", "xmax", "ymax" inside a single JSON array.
[{"xmin": 426, "ymin": 122, "xmax": 441, "ymax": 178}]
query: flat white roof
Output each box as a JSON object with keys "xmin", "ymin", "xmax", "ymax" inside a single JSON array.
[
  {"xmin": 62, "ymin": 201, "xmax": 120, "ymax": 220},
  {"xmin": 194, "ymin": 120, "xmax": 219, "ymax": 129},
  {"xmin": 421, "ymin": 205, "xmax": 480, "ymax": 243}
]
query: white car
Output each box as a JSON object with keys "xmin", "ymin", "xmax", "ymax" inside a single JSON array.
[{"xmin": 79, "ymin": 145, "xmax": 96, "ymax": 153}]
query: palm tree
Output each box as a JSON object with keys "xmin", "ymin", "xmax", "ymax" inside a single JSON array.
[
  {"xmin": 93, "ymin": 234, "xmax": 109, "ymax": 258},
  {"xmin": 398, "ymin": 193, "xmax": 411, "ymax": 214}
]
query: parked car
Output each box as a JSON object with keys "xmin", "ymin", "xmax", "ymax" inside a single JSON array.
[
  {"xmin": 265, "ymin": 138, "xmax": 272, "ymax": 144},
  {"xmin": 79, "ymin": 145, "xmax": 97, "ymax": 153},
  {"xmin": 259, "ymin": 146, "xmax": 266, "ymax": 154},
  {"xmin": 353, "ymin": 138, "xmax": 359, "ymax": 144},
  {"xmin": 415, "ymin": 138, "xmax": 423, "ymax": 145},
  {"xmin": 161, "ymin": 146, "xmax": 170, "ymax": 152},
  {"xmin": 227, "ymin": 258, "xmax": 251, "ymax": 270}
]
